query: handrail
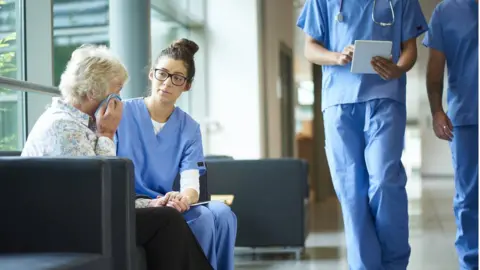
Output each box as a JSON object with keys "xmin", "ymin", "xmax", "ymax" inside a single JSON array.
[{"xmin": 0, "ymin": 76, "xmax": 61, "ymax": 96}]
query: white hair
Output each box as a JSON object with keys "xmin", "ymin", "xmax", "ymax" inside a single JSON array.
[{"xmin": 58, "ymin": 44, "xmax": 128, "ymax": 104}]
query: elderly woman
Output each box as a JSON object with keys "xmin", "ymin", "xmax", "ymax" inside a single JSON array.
[{"xmin": 21, "ymin": 44, "xmax": 212, "ymax": 270}]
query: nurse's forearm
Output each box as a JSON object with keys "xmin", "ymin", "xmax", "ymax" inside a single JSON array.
[
  {"xmin": 304, "ymin": 36, "xmax": 341, "ymax": 66},
  {"xmin": 397, "ymin": 39, "xmax": 418, "ymax": 72},
  {"xmin": 426, "ymin": 48, "xmax": 447, "ymax": 114},
  {"xmin": 182, "ymin": 188, "xmax": 199, "ymax": 205},
  {"xmin": 426, "ymin": 80, "xmax": 444, "ymax": 114}
]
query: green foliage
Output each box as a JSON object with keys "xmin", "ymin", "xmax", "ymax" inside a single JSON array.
[
  {"xmin": 0, "ymin": 0, "xmax": 19, "ymax": 150},
  {"xmin": 0, "ymin": 32, "xmax": 17, "ymax": 76},
  {"xmin": 0, "ymin": 0, "xmax": 17, "ymax": 95},
  {"xmin": 0, "ymin": 134, "xmax": 17, "ymax": 151}
]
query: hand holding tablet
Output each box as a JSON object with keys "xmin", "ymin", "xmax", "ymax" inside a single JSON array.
[{"xmin": 350, "ymin": 40, "xmax": 393, "ymax": 74}]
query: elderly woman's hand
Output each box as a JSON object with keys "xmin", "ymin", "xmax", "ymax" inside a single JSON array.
[
  {"xmin": 158, "ymin": 192, "xmax": 191, "ymax": 213},
  {"xmin": 147, "ymin": 198, "xmax": 165, "ymax": 207},
  {"xmin": 96, "ymin": 98, "xmax": 123, "ymax": 140}
]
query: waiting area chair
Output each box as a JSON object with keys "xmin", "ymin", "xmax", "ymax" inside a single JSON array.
[
  {"xmin": 0, "ymin": 151, "xmax": 209, "ymax": 270},
  {"xmin": 205, "ymin": 158, "xmax": 309, "ymax": 259},
  {"xmin": 1, "ymin": 150, "xmax": 309, "ymax": 268},
  {"xmin": 0, "ymin": 156, "xmax": 114, "ymax": 270}
]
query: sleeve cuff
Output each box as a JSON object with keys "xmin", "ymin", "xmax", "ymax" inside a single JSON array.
[
  {"xmin": 95, "ymin": 136, "xmax": 116, "ymax": 156},
  {"xmin": 180, "ymin": 169, "xmax": 200, "ymax": 195},
  {"xmin": 422, "ymin": 39, "xmax": 443, "ymax": 53},
  {"xmin": 402, "ymin": 28, "xmax": 428, "ymax": 43},
  {"xmin": 135, "ymin": 198, "xmax": 152, "ymax": 208}
]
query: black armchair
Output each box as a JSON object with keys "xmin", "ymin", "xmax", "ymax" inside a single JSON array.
[
  {"xmin": 0, "ymin": 157, "xmax": 113, "ymax": 270},
  {"xmin": 205, "ymin": 158, "xmax": 309, "ymax": 259},
  {"xmin": 0, "ymin": 152, "xmax": 210, "ymax": 270}
]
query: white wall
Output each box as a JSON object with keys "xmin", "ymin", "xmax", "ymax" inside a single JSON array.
[
  {"xmin": 205, "ymin": 0, "xmax": 263, "ymax": 159},
  {"xmin": 204, "ymin": 0, "xmax": 295, "ymax": 159}
]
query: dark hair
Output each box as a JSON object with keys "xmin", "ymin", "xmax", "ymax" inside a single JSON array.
[{"xmin": 154, "ymin": 38, "xmax": 199, "ymax": 83}]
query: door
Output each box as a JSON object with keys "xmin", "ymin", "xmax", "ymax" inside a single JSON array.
[{"xmin": 279, "ymin": 42, "xmax": 295, "ymax": 157}]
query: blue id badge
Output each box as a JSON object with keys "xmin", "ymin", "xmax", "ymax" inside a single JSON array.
[{"xmin": 94, "ymin": 93, "xmax": 122, "ymax": 117}]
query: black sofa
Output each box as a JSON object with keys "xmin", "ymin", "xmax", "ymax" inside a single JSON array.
[
  {"xmin": 205, "ymin": 158, "xmax": 309, "ymax": 258},
  {"xmin": 0, "ymin": 156, "xmax": 114, "ymax": 270},
  {"xmin": 0, "ymin": 151, "xmax": 209, "ymax": 270}
]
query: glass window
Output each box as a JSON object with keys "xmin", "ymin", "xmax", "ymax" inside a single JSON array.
[
  {"xmin": 0, "ymin": 0, "xmax": 25, "ymax": 151},
  {"xmin": 151, "ymin": 8, "xmax": 191, "ymax": 113},
  {"xmin": 52, "ymin": 0, "xmax": 109, "ymax": 86},
  {"xmin": 187, "ymin": 0, "xmax": 205, "ymax": 22}
]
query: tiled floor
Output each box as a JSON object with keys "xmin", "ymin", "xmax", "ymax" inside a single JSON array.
[{"xmin": 234, "ymin": 175, "xmax": 460, "ymax": 269}]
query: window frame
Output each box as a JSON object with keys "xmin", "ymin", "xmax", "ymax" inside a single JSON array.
[{"xmin": 23, "ymin": 0, "xmax": 55, "ymax": 139}]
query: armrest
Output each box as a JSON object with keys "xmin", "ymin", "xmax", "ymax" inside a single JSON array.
[
  {"xmin": 99, "ymin": 157, "xmax": 137, "ymax": 270},
  {"xmin": 0, "ymin": 157, "xmax": 112, "ymax": 257}
]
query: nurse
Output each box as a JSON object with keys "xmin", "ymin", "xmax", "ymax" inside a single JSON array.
[
  {"xmin": 423, "ymin": 1, "xmax": 478, "ymax": 269},
  {"xmin": 115, "ymin": 39, "xmax": 237, "ymax": 270},
  {"xmin": 297, "ymin": 0, "xmax": 427, "ymax": 269}
]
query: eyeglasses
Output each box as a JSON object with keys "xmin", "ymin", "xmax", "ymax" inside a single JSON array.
[{"xmin": 153, "ymin": 69, "xmax": 187, "ymax": 86}]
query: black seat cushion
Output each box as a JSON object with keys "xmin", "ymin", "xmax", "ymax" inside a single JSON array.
[{"xmin": 0, "ymin": 253, "xmax": 108, "ymax": 270}]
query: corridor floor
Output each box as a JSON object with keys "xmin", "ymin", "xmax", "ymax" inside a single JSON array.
[{"xmin": 234, "ymin": 176, "xmax": 460, "ymax": 269}]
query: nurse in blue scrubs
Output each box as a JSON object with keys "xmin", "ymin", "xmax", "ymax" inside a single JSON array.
[
  {"xmin": 297, "ymin": 0, "xmax": 427, "ymax": 269},
  {"xmin": 423, "ymin": 1, "xmax": 478, "ymax": 269},
  {"xmin": 115, "ymin": 38, "xmax": 237, "ymax": 270}
]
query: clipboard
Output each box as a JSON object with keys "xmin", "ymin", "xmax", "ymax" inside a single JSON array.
[
  {"xmin": 190, "ymin": 195, "xmax": 235, "ymax": 207},
  {"xmin": 191, "ymin": 201, "xmax": 211, "ymax": 206},
  {"xmin": 350, "ymin": 40, "xmax": 392, "ymax": 74}
]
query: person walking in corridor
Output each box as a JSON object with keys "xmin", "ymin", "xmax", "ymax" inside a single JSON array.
[
  {"xmin": 297, "ymin": 0, "xmax": 428, "ymax": 269},
  {"xmin": 423, "ymin": 1, "xmax": 479, "ymax": 269}
]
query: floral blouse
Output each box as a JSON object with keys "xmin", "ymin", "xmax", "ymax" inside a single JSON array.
[
  {"xmin": 21, "ymin": 97, "xmax": 150, "ymax": 208},
  {"xmin": 22, "ymin": 97, "xmax": 115, "ymax": 157}
]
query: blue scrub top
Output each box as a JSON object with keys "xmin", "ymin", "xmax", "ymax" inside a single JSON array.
[
  {"xmin": 115, "ymin": 98, "xmax": 206, "ymax": 198},
  {"xmin": 297, "ymin": 0, "xmax": 428, "ymax": 111},
  {"xmin": 422, "ymin": 0, "xmax": 479, "ymax": 126}
]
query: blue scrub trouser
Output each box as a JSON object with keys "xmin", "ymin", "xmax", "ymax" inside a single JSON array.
[
  {"xmin": 323, "ymin": 99, "xmax": 410, "ymax": 270},
  {"xmin": 183, "ymin": 201, "xmax": 237, "ymax": 270},
  {"xmin": 449, "ymin": 125, "xmax": 479, "ymax": 270}
]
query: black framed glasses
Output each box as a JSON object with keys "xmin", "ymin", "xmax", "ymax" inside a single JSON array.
[{"xmin": 153, "ymin": 69, "xmax": 187, "ymax": 86}]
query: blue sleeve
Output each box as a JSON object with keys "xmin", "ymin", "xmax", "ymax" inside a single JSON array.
[
  {"xmin": 113, "ymin": 132, "xmax": 119, "ymax": 154},
  {"xmin": 180, "ymin": 125, "xmax": 206, "ymax": 176},
  {"xmin": 422, "ymin": 5, "xmax": 444, "ymax": 52},
  {"xmin": 296, "ymin": 0, "xmax": 327, "ymax": 44},
  {"xmin": 401, "ymin": 0, "xmax": 428, "ymax": 42}
]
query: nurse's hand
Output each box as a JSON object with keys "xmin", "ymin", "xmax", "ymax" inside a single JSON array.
[
  {"xmin": 336, "ymin": 45, "xmax": 354, "ymax": 65},
  {"xmin": 432, "ymin": 111, "xmax": 454, "ymax": 141},
  {"xmin": 159, "ymin": 191, "xmax": 181, "ymax": 205},
  {"xmin": 371, "ymin": 56, "xmax": 403, "ymax": 80},
  {"xmin": 166, "ymin": 198, "xmax": 190, "ymax": 213},
  {"xmin": 96, "ymin": 98, "xmax": 123, "ymax": 140}
]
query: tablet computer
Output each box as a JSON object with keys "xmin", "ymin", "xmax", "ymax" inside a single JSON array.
[{"xmin": 350, "ymin": 40, "xmax": 392, "ymax": 74}]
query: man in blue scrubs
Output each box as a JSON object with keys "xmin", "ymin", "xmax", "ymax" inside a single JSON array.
[
  {"xmin": 297, "ymin": 0, "xmax": 427, "ymax": 269},
  {"xmin": 423, "ymin": 1, "xmax": 478, "ymax": 269}
]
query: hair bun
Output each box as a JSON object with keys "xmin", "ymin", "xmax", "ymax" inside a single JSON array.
[{"xmin": 173, "ymin": 38, "xmax": 199, "ymax": 55}]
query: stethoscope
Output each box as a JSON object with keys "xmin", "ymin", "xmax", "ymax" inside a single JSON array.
[{"xmin": 336, "ymin": 0, "xmax": 395, "ymax": 27}]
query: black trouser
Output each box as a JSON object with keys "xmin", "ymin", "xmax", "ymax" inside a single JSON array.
[{"xmin": 136, "ymin": 207, "xmax": 213, "ymax": 270}]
